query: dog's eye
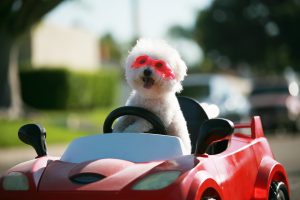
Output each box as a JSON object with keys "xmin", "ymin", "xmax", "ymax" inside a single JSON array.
[
  {"xmin": 136, "ymin": 55, "xmax": 148, "ymax": 65},
  {"xmin": 132, "ymin": 55, "xmax": 150, "ymax": 68},
  {"xmin": 154, "ymin": 61, "xmax": 164, "ymax": 69},
  {"xmin": 139, "ymin": 59, "xmax": 147, "ymax": 64}
]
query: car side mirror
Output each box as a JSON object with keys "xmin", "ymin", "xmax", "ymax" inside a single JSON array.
[
  {"xmin": 18, "ymin": 124, "xmax": 47, "ymax": 158},
  {"xmin": 195, "ymin": 118, "xmax": 234, "ymax": 155}
]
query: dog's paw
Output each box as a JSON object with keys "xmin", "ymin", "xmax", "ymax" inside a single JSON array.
[
  {"xmin": 112, "ymin": 124, "xmax": 126, "ymax": 133},
  {"xmin": 123, "ymin": 124, "xmax": 141, "ymax": 133},
  {"xmin": 123, "ymin": 120, "xmax": 153, "ymax": 133},
  {"xmin": 112, "ymin": 128, "xmax": 122, "ymax": 133}
]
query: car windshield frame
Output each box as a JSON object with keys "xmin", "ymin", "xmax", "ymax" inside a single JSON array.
[{"xmin": 60, "ymin": 133, "xmax": 187, "ymax": 163}]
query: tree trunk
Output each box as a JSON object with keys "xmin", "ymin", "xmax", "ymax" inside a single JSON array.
[
  {"xmin": 0, "ymin": 30, "xmax": 11, "ymax": 109},
  {"xmin": 8, "ymin": 39, "xmax": 23, "ymax": 119},
  {"xmin": 0, "ymin": 30, "xmax": 23, "ymax": 119}
]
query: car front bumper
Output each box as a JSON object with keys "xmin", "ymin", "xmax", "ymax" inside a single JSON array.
[{"xmin": 1, "ymin": 188, "xmax": 191, "ymax": 200}]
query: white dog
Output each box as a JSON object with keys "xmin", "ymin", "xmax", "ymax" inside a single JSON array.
[{"xmin": 113, "ymin": 38, "xmax": 191, "ymax": 154}]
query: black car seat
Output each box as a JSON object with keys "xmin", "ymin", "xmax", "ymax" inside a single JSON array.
[{"xmin": 177, "ymin": 96, "xmax": 209, "ymax": 153}]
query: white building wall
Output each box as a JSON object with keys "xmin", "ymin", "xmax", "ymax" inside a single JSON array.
[{"xmin": 31, "ymin": 23, "xmax": 100, "ymax": 71}]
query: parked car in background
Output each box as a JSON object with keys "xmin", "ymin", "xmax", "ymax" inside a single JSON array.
[
  {"xmin": 181, "ymin": 74, "xmax": 251, "ymax": 121},
  {"xmin": 249, "ymin": 76, "xmax": 300, "ymax": 132}
]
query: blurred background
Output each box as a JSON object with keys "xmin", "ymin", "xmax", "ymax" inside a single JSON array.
[{"xmin": 0, "ymin": 0, "xmax": 299, "ymax": 197}]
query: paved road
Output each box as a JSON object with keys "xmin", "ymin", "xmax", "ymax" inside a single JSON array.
[
  {"xmin": 0, "ymin": 135, "xmax": 299, "ymax": 199},
  {"xmin": 267, "ymin": 135, "xmax": 300, "ymax": 199}
]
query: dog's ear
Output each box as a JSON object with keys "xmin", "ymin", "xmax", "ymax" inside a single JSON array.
[
  {"xmin": 125, "ymin": 54, "xmax": 134, "ymax": 69},
  {"xmin": 174, "ymin": 58, "xmax": 187, "ymax": 93}
]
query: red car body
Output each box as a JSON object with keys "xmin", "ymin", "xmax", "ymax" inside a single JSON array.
[{"xmin": 0, "ymin": 116, "xmax": 289, "ymax": 200}]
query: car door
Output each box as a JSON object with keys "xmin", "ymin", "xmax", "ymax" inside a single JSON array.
[{"xmin": 212, "ymin": 138, "xmax": 258, "ymax": 200}]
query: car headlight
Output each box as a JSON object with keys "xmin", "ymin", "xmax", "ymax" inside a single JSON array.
[
  {"xmin": 132, "ymin": 171, "xmax": 181, "ymax": 190},
  {"xmin": 2, "ymin": 172, "xmax": 29, "ymax": 191}
]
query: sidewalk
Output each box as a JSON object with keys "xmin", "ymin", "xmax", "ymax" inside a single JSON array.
[{"xmin": 0, "ymin": 144, "xmax": 67, "ymax": 173}]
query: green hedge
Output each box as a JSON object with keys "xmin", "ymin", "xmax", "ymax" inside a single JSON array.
[{"xmin": 20, "ymin": 68, "xmax": 120, "ymax": 109}]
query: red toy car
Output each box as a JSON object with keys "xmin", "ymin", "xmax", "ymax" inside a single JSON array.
[{"xmin": 0, "ymin": 97, "xmax": 290, "ymax": 200}]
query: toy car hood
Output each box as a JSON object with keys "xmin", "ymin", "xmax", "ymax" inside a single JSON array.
[
  {"xmin": 39, "ymin": 155, "xmax": 197, "ymax": 191},
  {"xmin": 39, "ymin": 133, "xmax": 193, "ymax": 191},
  {"xmin": 2, "ymin": 133, "xmax": 197, "ymax": 192}
]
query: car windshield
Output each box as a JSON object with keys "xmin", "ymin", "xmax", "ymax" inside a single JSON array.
[{"xmin": 60, "ymin": 133, "xmax": 186, "ymax": 163}]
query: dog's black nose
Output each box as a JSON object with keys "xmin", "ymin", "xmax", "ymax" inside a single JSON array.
[{"xmin": 143, "ymin": 68, "xmax": 152, "ymax": 77}]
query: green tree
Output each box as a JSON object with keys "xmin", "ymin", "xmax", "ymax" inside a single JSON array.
[
  {"xmin": 0, "ymin": 0, "xmax": 63, "ymax": 119},
  {"xmin": 100, "ymin": 33, "xmax": 122, "ymax": 65},
  {"xmin": 193, "ymin": 0, "xmax": 300, "ymax": 74}
]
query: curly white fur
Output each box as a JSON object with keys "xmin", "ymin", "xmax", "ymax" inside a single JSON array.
[{"xmin": 113, "ymin": 38, "xmax": 191, "ymax": 154}]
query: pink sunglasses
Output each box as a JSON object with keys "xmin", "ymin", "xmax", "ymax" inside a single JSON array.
[{"xmin": 131, "ymin": 55, "xmax": 175, "ymax": 79}]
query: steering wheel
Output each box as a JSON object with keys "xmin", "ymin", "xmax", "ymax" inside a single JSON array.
[{"xmin": 103, "ymin": 106, "xmax": 167, "ymax": 135}]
